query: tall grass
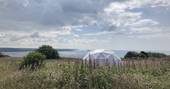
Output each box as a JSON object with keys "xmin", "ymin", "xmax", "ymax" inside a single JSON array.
[{"xmin": 0, "ymin": 57, "xmax": 170, "ymax": 89}]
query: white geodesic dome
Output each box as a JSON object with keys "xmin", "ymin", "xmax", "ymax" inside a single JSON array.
[{"xmin": 83, "ymin": 49, "xmax": 121, "ymax": 64}]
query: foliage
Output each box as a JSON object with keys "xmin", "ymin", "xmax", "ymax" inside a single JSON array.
[
  {"xmin": 124, "ymin": 51, "xmax": 167, "ymax": 59},
  {"xmin": 36, "ymin": 45, "xmax": 59, "ymax": 59},
  {"xmin": 19, "ymin": 52, "xmax": 45, "ymax": 70}
]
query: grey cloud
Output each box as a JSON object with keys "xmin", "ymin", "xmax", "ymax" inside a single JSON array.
[{"xmin": 0, "ymin": 0, "xmax": 116, "ymax": 26}]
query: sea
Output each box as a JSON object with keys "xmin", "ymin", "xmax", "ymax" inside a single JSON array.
[
  {"xmin": 2, "ymin": 50, "xmax": 170, "ymax": 59},
  {"xmin": 2, "ymin": 50, "xmax": 128, "ymax": 59}
]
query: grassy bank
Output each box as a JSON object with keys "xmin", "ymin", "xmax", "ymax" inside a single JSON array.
[{"xmin": 0, "ymin": 57, "xmax": 170, "ymax": 89}]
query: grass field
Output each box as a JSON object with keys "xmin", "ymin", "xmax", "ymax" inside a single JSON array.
[{"xmin": 0, "ymin": 57, "xmax": 170, "ymax": 89}]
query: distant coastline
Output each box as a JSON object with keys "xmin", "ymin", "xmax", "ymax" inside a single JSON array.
[
  {"xmin": 0, "ymin": 48, "xmax": 79, "ymax": 52},
  {"xmin": 0, "ymin": 48, "xmax": 170, "ymax": 58}
]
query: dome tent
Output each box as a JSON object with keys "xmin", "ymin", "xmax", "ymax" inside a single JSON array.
[{"xmin": 83, "ymin": 49, "xmax": 121, "ymax": 65}]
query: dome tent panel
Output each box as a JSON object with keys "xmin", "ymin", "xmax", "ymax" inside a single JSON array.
[{"xmin": 83, "ymin": 49, "xmax": 121, "ymax": 65}]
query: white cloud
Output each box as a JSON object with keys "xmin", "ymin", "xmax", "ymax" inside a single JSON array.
[
  {"xmin": 96, "ymin": 0, "xmax": 169, "ymax": 37},
  {"xmin": 104, "ymin": 2, "xmax": 128, "ymax": 13}
]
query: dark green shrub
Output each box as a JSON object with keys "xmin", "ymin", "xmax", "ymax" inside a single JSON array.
[
  {"xmin": 36, "ymin": 45, "xmax": 59, "ymax": 59},
  {"xmin": 147, "ymin": 52, "xmax": 167, "ymax": 58},
  {"xmin": 19, "ymin": 52, "xmax": 45, "ymax": 70},
  {"xmin": 124, "ymin": 51, "xmax": 167, "ymax": 59},
  {"xmin": 124, "ymin": 51, "xmax": 139, "ymax": 59},
  {"xmin": 139, "ymin": 51, "xmax": 149, "ymax": 58}
]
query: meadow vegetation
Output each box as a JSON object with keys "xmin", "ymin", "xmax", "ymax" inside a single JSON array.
[{"xmin": 0, "ymin": 57, "xmax": 170, "ymax": 89}]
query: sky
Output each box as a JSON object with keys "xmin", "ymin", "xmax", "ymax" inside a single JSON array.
[{"xmin": 0, "ymin": 0, "xmax": 170, "ymax": 50}]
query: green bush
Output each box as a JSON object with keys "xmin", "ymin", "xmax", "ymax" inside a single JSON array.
[
  {"xmin": 124, "ymin": 51, "xmax": 139, "ymax": 59},
  {"xmin": 36, "ymin": 45, "xmax": 59, "ymax": 59},
  {"xmin": 147, "ymin": 52, "xmax": 167, "ymax": 58},
  {"xmin": 124, "ymin": 51, "xmax": 167, "ymax": 59},
  {"xmin": 19, "ymin": 52, "xmax": 45, "ymax": 70}
]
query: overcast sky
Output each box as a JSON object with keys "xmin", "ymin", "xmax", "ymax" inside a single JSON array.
[{"xmin": 0, "ymin": 0, "xmax": 170, "ymax": 50}]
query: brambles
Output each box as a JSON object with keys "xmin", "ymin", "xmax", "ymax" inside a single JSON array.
[
  {"xmin": 19, "ymin": 52, "xmax": 45, "ymax": 70},
  {"xmin": 36, "ymin": 45, "xmax": 59, "ymax": 59}
]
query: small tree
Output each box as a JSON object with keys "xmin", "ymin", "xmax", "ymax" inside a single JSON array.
[
  {"xmin": 19, "ymin": 52, "xmax": 45, "ymax": 70},
  {"xmin": 36, "ymin": 45, "xmax": 59, "ymax": 59}
]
